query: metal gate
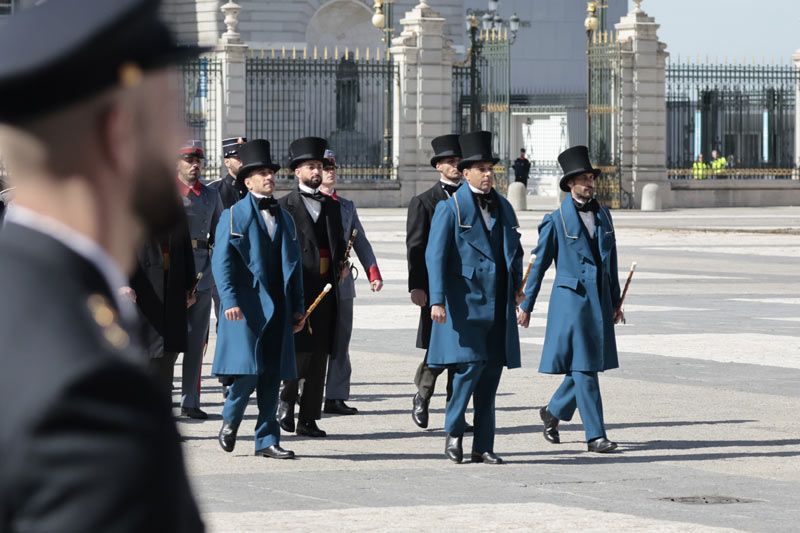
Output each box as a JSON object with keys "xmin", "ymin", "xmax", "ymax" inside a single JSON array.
[
  {"xmin": 181, "ymin": 57, "xmax": 222, "ymax": 179},
  {"xmin": 246, "ymin": 47, "xmax": 395, "ymax": 181},
  {"xmin": 452, "ymin": 30, "xmax": 511, "ymax": 191},
  {"xmin": 588, "ymin": 31, "xmax": 625, "ymax": 208}
]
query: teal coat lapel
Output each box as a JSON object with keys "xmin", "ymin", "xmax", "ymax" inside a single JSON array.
[{"xmin": 453, "ymin": 184, "xmax": 493, "ymax": 260}]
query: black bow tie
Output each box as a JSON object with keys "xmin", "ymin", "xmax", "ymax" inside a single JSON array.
[
  {"xmin": 441, "ymin": 182, "xmax": 460, "ymax": 196},
  {"xmin": 258, "ymin": 196, "xmax": 279, "ymax": 216},
  {"xmin": 473, "ymin": 192, "xmax": 495, "ymax": 211},
  {"xmin": 300, "ymin": 189, "xmax": 326, "ymax": 202},
  {"xmin": 574, "ymin": 198, "xmax": 599, "ymax": 214}
]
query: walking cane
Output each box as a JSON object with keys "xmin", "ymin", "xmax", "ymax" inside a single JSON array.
[
  {"xmin": 300, "ymin": 283, "xmax": 333, "ymax": 334},
  {"xmin": 616, "ymin": 262, "xmax": 637, "ymax": 324},
  {"xmin": 516, "ymin": 254, "xmax": 535, "ymax": 306}
]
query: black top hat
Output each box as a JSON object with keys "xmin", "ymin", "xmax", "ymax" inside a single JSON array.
[
  {"xmin": 457, "ymin": 131, "xmax": 500, "ymax": 171},
  {"xmin": 288, "ymin": 137, "xmax": 328, "ymax": 170},
  {"xmin": 237, "ymin": 139, "xmax": 281, "ymax": 180},
  {"xmin": 430, "ymin": 134, "xmax": 462, "ymax": 168},
  {"xmin": 557, "ymin": 145, "xmax": 601, "ymax": 192},
  {"xmin": 0, "ymin": 0, "xmax": 205, "ymax": 125},
  {"xmin": 222, "ymin": 137, "xmax": 248, "ymax": 158}
]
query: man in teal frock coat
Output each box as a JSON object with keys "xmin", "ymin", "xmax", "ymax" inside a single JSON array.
[
  {"xmin": 517, "ymin": 145, "xmax": 623, "ymax": 453},
  {"xmin": 212, "ymin": 139, "xmax": 306, "ymax": 459},
  {"xmin": 426, "ymin": 131, "xmax": 524, "ymax": 464}
]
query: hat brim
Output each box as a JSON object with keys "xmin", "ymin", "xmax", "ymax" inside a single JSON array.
[
  {"xmin": 238, "ymin": 162, "xmax": 281, "ymax": 180},
  {"xmin": 289, "ymin": 156, "xmax": 325, "ymax": 170},
  {"xmin": 559, "ymin": 167, "xmax": 601, "ymax": 192},
  {"xmin": 457, "ymin": 156, "xmax": 500, "ymax": 171},
  {"xmin": 430, "ymin": 153, "xmax": 461, "ymax": 168}
]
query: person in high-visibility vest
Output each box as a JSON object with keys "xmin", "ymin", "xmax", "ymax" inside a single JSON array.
[
  {"xmin": 692, "ymin": 153, "xmax": 710, "ymax": 179},
  {"xmin": 711, "ymin": 150, "xmax": 728, "ymax": 177}
]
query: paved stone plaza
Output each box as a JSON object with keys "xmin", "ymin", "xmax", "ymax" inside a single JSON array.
[{"xmin": 176, "ymin": 206, "xmax": 800, "ymax": 532}]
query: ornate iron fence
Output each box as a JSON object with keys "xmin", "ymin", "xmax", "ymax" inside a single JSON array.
[
  {"xmin": 588, "ymin": 31, "xmax": 625, "ymax": 208},
  {"xmin": 666, "ymin": 61, "xmax": 798, "ymax": 179},
  {"xmin": 180, "ymin": 57, "xmax": 222, "ymax": 179},
  {"xmin": 452, "ymin": 29, "xmax": 511, "ymax": 191},
  {"xmin": 246, "ymin": 47, "xmax": 395, "ymax": 181}
]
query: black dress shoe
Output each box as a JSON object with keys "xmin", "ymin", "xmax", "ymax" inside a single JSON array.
[
  {"xmin": 296, "ymin": 419, "xmax": 327, "ymax": 438},
  {"xmin": 539, "ymin": 406, "xmax": 560, "ymax": 444},
  {"xmin": 277, "ymin": 401, "xmax": 295, "ymax": 433},
  {"xmin": 181, "ymin": 407, "xmax": 208, "ymax": 420},
  {"xmin": 256, "ymin": 445, "xmax": 296, "ymax": 459},
  {"xmin": 470, "ymin": 451, "xmax": 503, "ymax": 464},
  {"xmin": 412, "ymin": 393, "xmax": 429, "ymax": 429},
  {"xmin": 445, "ymin": 434, "xmax": 463, "ymax": 463},
  {"xmin": 324, "ymin": 399, "xmax": 358, "ymax": 415},
  {"xmin": 218, "ymin": 422, "xmax": 238, "ymax": 453},
  {"xmin": 587, "ymin": 437, "xmax": 618, "ymax": 453}
]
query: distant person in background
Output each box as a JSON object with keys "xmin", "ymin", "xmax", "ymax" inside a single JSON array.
[
  {"xmin": 692, "ymin": 153, "xmax": 709, "ymax": 180},
  {"xmin": 711, "ymin": 149, "xmax": 727, "ymax": 178},
  {"xmin": 512, "ymin": 148, "xmax": 531, "ymax": 187}
]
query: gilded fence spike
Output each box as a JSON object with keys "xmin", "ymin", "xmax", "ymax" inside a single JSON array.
[
  {"xmin": 271, "ymin": 48, "xmax": 275, "ymax": 59},
  {"xmin": 345, "ymin": 47, "xmax": 349, "ymax": 60},
  {"xmin": 303, "ymin": 47, "xmax": 307, "ymax": 59},
  {"xmin": 504, "ymin": 27, "xmax": 508, "ymax": 41},
  {"xmin": 335, "ymin": 46, "xmax": 339, "ymax": 59},
  {"xmin": 365, "ymin": 47, "xmax": 370, "ymax": 61},
  {"xmin": 281, "ymin": 46, "xmax": 286, "ymax": 58},
  {"xmin": 324, "ymin": 46, "xmax": 328, "ymax": 60},
  {"xmin": 313, "ymin": 46, "xmax": 318, "ymax": 60},
  {"xmin": 292, "ymin": 45, "xmax": 296, "ymax": 59},
  {"xmin": 355, "ymin": 47, "xmax": 360, "ymax": 61},
  {"xmin": 260, "ymin": 48, "xmax": 264, "ymax": 59}
]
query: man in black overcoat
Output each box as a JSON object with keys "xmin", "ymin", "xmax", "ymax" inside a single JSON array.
[
  {"xmin": 406, "ymin": 134, "xmax": 473, "ymax": 431},
  {"xmin": 277, "ymin": 136, "xmax": 346, "ymax": 438}
]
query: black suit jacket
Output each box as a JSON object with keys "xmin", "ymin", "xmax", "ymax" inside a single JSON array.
[
  {"xmin": 279, "ymin": 190, "xmax": 345, "ymax": 355},
  {"xmin": 406, "ymin": 182, "xmax": 452, "ymax": 349},
  {"xmin": 208, "ymin": 172, "xmax": 247, "ymax": 210},
  {"xmin": 0, "ymin": 222, "xmax": 203, "ymax": 533}
]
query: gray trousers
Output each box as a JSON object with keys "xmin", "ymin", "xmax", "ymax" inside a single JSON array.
[
  {"xmin": 325, "ymin": 296, "xmax": 354, "ymax": 400},
  {"xmin": 182, "ymin": 289, "xmax": 212, "ymax": 409},
  {"xmin": 414, "ymin": 355, "xmax": 454, "ymax": 402}
]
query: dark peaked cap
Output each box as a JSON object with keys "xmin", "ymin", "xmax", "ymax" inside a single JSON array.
[{"xmin": 0, "ymin": 0, "xmax": 204, "ymax": 125}]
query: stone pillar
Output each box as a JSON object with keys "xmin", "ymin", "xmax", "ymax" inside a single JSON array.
[
  {"xmin": 615, "ymin": 1, "xmax": 671, "ymax": 208},
  {"xmin": 793, "ymin": 48, "xmax": 800, "ymax": 180},
  {"xmin": 390, "ymin": 2, "xmax": 455, "ymax": 204},
  {"xmin": 215, "ymin": 2, "xmax": 248, "ymax": 140}
]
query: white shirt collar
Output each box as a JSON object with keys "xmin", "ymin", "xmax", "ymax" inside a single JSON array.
[
  {"xmin": 439, "ymin": 177, "xmax": 460, "ymax": 187},
  {"xmin": 298, "ymin": 182, "xmax": 317, "ymax": 195},
  {"xmin": 467, "ymin": 183, "xmax": 485, "ymax": 195},
  {"xmin": 5, "ymin": 205, "xmax": 136, "ymax": 322}
]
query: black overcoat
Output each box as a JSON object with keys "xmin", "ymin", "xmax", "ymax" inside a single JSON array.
[
  {"xmin": 279, "ymin": 189, "xmax": 345, "ymax": 355},
  {"xmin": 406, "ymin": 182, "xmax": 451, "ymax": 349}
]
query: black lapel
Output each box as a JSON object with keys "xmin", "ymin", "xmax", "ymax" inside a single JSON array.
[{"xmin": 285, "ymin": 190, "xmax": 318, "ymax": 248}]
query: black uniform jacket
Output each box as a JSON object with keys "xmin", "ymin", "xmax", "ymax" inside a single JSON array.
[
  {"xmin": 0, "ymin": 221, "xmax": 204, "ymax": 533},
  {"xmin": 208, "ymin": 171, "xmax": 247, "ymax": 210}
]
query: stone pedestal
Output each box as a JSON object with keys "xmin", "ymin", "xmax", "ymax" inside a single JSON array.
[
  {"xmin": 507, "ymin": 181, "xmax": 527, "ymax": 212},
  {"xmin": 390, "ymin": 2, "xmax": 455, "ymax": 204},
  {"xmin": 615, "ymin": 2, "xmax": 671, "ymax": 208},
  {"xmin": 215, "ymin": 2, "xmax": 248, "ymax": 140}
]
